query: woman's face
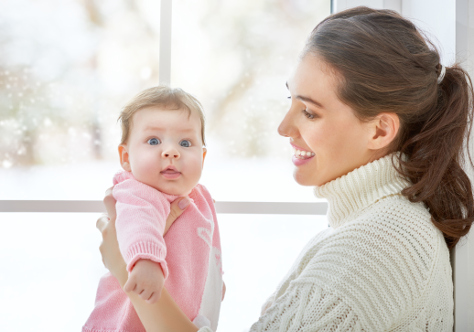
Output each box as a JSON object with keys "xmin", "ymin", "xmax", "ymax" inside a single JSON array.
[{"xmin": 278, "ymin": 54, "xmax": 378, "ymax": 186}]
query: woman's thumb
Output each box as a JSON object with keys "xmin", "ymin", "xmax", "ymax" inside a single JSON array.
[{"xmin": 164, "ymin": 197, "xmax": 191, "ymax": 235}]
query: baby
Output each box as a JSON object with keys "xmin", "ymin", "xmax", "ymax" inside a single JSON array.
[{"xmin": 83, "ymin": 86, "xmax": 224, "ymax": 332}]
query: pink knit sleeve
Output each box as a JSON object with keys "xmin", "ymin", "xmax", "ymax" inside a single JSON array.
[{"xmin": 112, "ymin": 172, "xmax": 171, "ymax": 279}]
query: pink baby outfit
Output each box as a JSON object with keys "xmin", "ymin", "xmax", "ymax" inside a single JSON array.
[{"xmin": 83, "ymin": 171, "xmax": 223, "ymax": 332}]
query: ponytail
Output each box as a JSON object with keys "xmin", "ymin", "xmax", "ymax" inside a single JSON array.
[{"xmin": 396, "ymin": 66, "xmax": 474, "ymax": 248}]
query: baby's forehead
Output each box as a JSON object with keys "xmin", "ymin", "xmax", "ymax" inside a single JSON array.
[
  {"xmin": 134, "ymin": 106, "xmax": 204, "ymax": 134},
  {"xmin": 137, "ymin": 105, "xmax": 197, "ymax": 121}
]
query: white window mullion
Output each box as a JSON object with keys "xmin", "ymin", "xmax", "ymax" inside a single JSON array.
[
  {"xmin": 159, "ymin": 0, "xmax": 172, "ymax": 85},
  {"xmin": 0, "ymin": 200, "xmax": 328, "ymax": 215}
]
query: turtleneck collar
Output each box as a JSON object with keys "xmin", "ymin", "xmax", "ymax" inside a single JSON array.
[{"xmin": 314, "ymin": 153, "xmax": 410, "ymax": 229}]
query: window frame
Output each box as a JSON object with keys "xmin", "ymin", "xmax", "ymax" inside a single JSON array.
[{"xmin": 1, "ymin": 0, "xmax": 472, "ymax": 330}]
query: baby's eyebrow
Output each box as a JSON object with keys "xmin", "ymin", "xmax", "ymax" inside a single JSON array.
[
  {"xmin": 143, "ymin": 126, "xmax": 199, "ymax": 134},
  {"xmin": 143, "ymin": 126, "xmax": 165, "ymax": 131}
]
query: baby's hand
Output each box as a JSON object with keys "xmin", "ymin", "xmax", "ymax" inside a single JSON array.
[{"xmin": 123, "ymin": 259, "xmax": 165, "ymax": 304}]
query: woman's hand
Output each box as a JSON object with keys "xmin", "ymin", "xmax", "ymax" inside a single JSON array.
[
  {"xmin": 96, "ymin": 188, "xmax": 124, "ymax": 282},
  {"xmin": 96, "ymin": 187, "xmax": 191, "ymax": 284}
]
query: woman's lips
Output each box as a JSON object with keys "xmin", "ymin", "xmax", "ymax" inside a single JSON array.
[
  {"xmin": 290, "ymin": 143, "xmax": 315, "ymax": 166},
  {"xmin": 292, "ymin": 155, "xmax": 314, "ymax": 166}
]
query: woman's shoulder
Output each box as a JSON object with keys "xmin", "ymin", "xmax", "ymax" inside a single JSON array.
[
  {"xmin": 352, "ymin": 194, "xmax": 441, "ymax": 248},
  {"xmin": 336, "ymin": 195, "xmax": 443, "ymax": 266},
  {"xmin": 287, "ymin": 194, "xmax": 452, "ymax": 330},
  {"xmin": 301, "ymin": 194, "xmax": 448, "ymax": 292}
]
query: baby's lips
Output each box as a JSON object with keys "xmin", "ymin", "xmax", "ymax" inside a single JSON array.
[
  {"xmin": 160, "ymin": 169, "xmax": 180, "ymax": 174},
  {"xmin": 161, "ymin": 165, "xmax": 179, "ymax": 173}
]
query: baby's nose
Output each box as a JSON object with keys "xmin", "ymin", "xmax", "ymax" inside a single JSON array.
[{"xmin": 162, "ymin": 147, "xmax": 180, "ymax": 159}]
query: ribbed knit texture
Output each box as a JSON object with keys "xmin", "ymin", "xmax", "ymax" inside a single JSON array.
[
  {"xmin": 84, "ymin": 171, "xmax": 223, "ymax": 332},
  {"xmin": 199, "ymin": 154, "xmax": 453, "ymax": 331}
]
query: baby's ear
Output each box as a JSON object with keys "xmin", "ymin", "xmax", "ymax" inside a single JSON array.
[
  {"xmin": 118, "ymin": 145, "xmax": 131, "ymax": 172},
  {"xmin": 202, "ymin": 147, "xmax": 207, "ymax": 167}
]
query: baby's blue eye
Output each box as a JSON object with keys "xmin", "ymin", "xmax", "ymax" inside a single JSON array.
[
  {"xmin": 147, "ymin": 138, "xmax": 161, "ymax": 145},
  {"xmin": 180, "ymin": 140, "xmax": 191, "ymax": 147}
]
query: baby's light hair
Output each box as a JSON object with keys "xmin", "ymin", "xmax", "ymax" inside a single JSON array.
[{"xmin": 119, "ymin": 86, "xmax": 206, "ymax": 145}]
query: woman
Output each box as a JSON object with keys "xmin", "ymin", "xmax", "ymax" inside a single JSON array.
[{"xmin": 96, "ymin": 7, "xmax": 474, "ymax": 331}]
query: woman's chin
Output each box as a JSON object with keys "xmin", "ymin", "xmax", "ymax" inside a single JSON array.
[
  {"xmin": 293, "ymin": 170, "xmax": 328, "ymax": 187},
  {"xmin": 293, "ymin": 172, "xmax": 315, "ymax": 187}
]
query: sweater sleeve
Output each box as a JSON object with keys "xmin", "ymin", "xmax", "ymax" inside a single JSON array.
[
  {"xmin": 195, "ymin": 283, "xmax": 363, "ymax": 332},
  {"xmin": 113, "ymin": 176, "xmax": 171, "ymax": 278}
]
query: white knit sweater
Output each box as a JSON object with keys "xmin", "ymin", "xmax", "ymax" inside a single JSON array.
[{"xmin": 199, "ymin": 154, "xmax": 453, "ymax": 331}]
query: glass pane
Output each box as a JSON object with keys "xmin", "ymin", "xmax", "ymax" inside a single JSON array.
[
  {"xmin": 172, "ymin": 0, "xmax": 331, "ymax": 202},
  {"xmin": 0, "ymin": 0, "xmax": 330, "ymax": 202},
  {"xmin": 0, "ymin": 212, "xmax": 328, "ymax": 331},
  {"xmin": 0, "ymin": 0, "xmax": 162, "ymax": 200},
  {"xmin": 218, "ymin": 213, "xmax": 328, "ymax": 331},
  {"xmin": 0, "ymin": 213, "xmax": 105, "ymax": 330}
]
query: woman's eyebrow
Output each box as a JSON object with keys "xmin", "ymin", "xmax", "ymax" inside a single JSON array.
[
  {"xmin": 297, "ymin": 95, "xmax": 325, "ymax": 109},
  {"xmin": 286, "ymin": 82, "xmax": 325, "ymax": 109}
]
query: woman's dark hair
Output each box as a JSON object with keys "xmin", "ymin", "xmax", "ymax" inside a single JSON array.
[{"xmin": 306, "ymin": 6, "xmax": 474, "ymax": 248}]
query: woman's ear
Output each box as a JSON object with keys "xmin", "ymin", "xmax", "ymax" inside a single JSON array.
[
  {"xmin": 367, "ymin": 113, "xmax": 400, "ymax": 151},
  {"xmin": 118, "ymin": 145, "xmax": 131, "ymax": 172}
]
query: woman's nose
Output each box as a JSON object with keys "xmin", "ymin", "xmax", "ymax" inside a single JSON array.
[
  {"xmin": 162, "ymin": 146, "xmax": 180, "ymax": 159},
  {"xmin": 278, "ymin": 109, "xmax": 296, "ymax": 138}
]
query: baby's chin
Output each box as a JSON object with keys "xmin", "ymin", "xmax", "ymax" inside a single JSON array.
[
  {"xmin": 151, "ymin": 182, "xmax": 197, "ymax": 197},
  {"xmin": 134, "ymin": 174, "xmax": 200, "ymax": 196}
]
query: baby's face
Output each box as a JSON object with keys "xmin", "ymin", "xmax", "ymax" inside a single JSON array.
[{"xmin": 120, "ymin": 106, "xmax": 206, "ymax": 196}]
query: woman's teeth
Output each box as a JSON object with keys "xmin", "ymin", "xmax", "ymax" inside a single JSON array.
[{"xmin": 293, "ymin": 149, "xmax": 315, "ymax": 159}]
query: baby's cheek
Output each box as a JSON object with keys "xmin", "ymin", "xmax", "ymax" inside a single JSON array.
[
  {"xmin": 185, "ymin": 155, "xmax": 204, "ymax": 182},
  {"xmin": 132, "ymin": 155, "xmax": 160, "ymax": 184}
]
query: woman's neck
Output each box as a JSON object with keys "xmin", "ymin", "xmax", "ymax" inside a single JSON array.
[{"xmin": 314, "ymin": 153, "xmax": 409, "ymax": 228}]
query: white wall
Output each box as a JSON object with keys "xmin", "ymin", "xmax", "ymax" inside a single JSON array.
[
  {"xmin": 452, "ymin": 1, "xmax": 474, "ymax": 330},
  {"xmin": 334, "ymin": 0, "xmax": 456, "ymax": 65},
  {"xmin": 402, "ymin": 0, "xmax": 456, "ymax": 65}
]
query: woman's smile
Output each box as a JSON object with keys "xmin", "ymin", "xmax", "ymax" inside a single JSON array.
[{"xmin": 290, "ymin": 143, "xmax": 315, "ymax": 166}]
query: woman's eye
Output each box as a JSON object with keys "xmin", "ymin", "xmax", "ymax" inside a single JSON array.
[
  {"xmin": 180, "ymin": 140, "xmax": 191, "ymax": 147},
  {"xmin": 302, "ymin": 109, "xmax": 316, "ymax": 119},
  {"xmin": 147, "ymin": 138, "xmax": 161, "ymax": 145}
]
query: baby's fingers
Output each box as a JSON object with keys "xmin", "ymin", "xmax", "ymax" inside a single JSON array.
[
  {"xmin": 123, "ymin": 279, "xmax": 136, "ymax": 293},
  {"xmin": 138, "ymin": 287, "xmax": 154, "ymax": 302},
  {"xmin": 145, "ymin": 290, "xmax": 160, "ymax": 304}
]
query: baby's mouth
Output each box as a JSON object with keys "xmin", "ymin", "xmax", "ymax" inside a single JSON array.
[
  {"xmin": 293, "ymin": 148, "xmax": 315, "ymax": 160},
  {"xmin": 161, "ymin": 165, "xmax": 180, "ymax": 175}
]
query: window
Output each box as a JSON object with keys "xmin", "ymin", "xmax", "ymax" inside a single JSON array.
[
  {"xmin": 0, "ymin": 1, "xmax": 331, "ymax": 331},
  {"xmin": 0, "ymin": 0, "xmax": 331, "ymax": 203}
]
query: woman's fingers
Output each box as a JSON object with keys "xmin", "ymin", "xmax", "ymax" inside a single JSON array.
[
  {"xmin": 103, "ymin": 186, "xmax": 117, "ymax": 221},
  {"xmin": 96, "ymin": 214, "xmax": 110, "ymax": 233},
  {"xmin": 164, "ymin": 197, "xmax": 191, "ymax": 235},
  {"xmin": 222, "ymin": 282, "xmax": 226, "ymax": 301}
]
